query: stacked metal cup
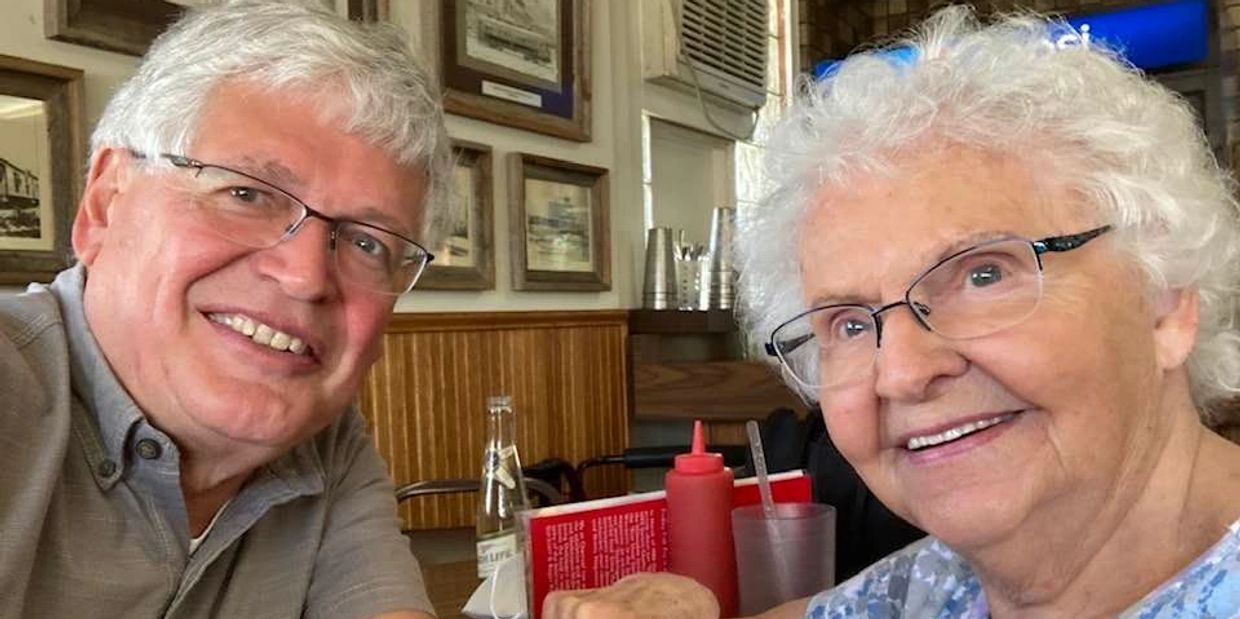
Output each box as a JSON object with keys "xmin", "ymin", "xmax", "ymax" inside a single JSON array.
[
  {"xmin": 703, "ymin": 207, "xmax": 736, "ymax": 309},
  {"xmin": 642, "ymin": 227, "xmax": 678, "ymax": 309}
]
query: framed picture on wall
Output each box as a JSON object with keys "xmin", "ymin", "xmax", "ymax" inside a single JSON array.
[
  {"xmin": 508, "ymin": 153, "xmax": 609, "ymax": 291},
  {"xmin": 419, "ymin": 139, "xmax": 495, "ymax": 290},
  {"xmin": 441, "ymin": 0, "xmax": 591, "ymax": 142},
  {"xmin": 44, "ymin": 0, "xmax": 386, "ymax": 56},
  {"xmin": 0, "ymin": 55, "xmax": 83, "ymax": 285},
  {"xmin": 45, "ymin": 0, "xmax": 183, "ymax": 56}
]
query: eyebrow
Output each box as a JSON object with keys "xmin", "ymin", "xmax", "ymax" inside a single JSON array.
[
  {"xmin": 229, "ymin": 155, "xmax": 304, "ymax": 189},
  {"xmin": 349, "ymin": 206, "xmax": 420, "ymax": 240},
  {"xmin": 932, "ymin": 229, "xmax": 1020, "ymax": 262},
  {"xmin": 223, "ymin": 156, "xmax": 420, "ymax": 240},
  {"xmin": 804, "ymin": 227, "xmax": 1023, "ymax": 308}
]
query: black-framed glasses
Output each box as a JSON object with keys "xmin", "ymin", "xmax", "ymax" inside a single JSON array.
[
  {"xmin": 765, "ymin": 226, "xmax": 1112, "ymax": 391},
  {"xmin": 136, "ymin": 152, "xmax": 434, "ymax": 296}
]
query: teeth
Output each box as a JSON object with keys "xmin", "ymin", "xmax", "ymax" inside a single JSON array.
[
  {"xmin": 208, "ymin": 313, "xmax": 309, "ymax": 356},
  {"xmin": 907, "ymin": 414, "xmax": 1013, "ymax": 451},
  {"xmin": 252, "ymin": 324, "xmax": 274, "ymax": 346}
]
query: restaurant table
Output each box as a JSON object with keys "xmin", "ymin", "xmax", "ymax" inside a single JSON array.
[
  {"xmin": 423, "ymin": 560, "xmax": 480, "ymax": 619},
  {"xmin": 410, "ymin": 527, "xmax": 484, "ymax": 619}
]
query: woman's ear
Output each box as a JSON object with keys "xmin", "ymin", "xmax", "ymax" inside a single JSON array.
[
  {"xmin": 72, "ymin": 147, "xmax": 132, "ymax": 266},
  {"xmin": 1152, "ymin": 287, "xmax": 1200, "ymax": 371}
]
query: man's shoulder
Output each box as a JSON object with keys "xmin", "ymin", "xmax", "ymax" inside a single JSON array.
[
  {"xmin": 806, "ymin": 537, "xmax": 984, "ymax": 619},
  {"xmin": 0, "ymin": 285, "xmax": 68, "ymax": 402},
  {"xmin": 0, "ymin": 284, "xmax": 65, "ymax": 349}
]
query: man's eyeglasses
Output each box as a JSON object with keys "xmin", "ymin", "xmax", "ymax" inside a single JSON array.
[
  {"xmin": 137, "ymin": 152, "xmax": 434, "ymax": 296},
  {"xmin": 765, "ymin": 226, "xmax": 1112, "ymax": 391}
]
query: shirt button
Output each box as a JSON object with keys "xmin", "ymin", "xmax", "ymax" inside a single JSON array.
[
  {"xmin": 136, "ymin": 438, "xmax": 163, "ymax": 460},
  {"xmin": 97, "ymin": 459, "xmax": 117, "ymax": 477}
]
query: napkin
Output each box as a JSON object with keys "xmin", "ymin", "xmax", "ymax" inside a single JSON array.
[{"xmin": 463, "ymin": 554, "xmax": 527, "ymax": 619}]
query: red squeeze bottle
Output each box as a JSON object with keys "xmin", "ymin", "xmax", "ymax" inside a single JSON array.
[{"xmin": 665, "ymin": 420, "xmax": 739, "ymax": 617}]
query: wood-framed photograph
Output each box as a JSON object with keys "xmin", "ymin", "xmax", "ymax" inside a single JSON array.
[
  {"xmin": 44, "ymin": 0, "xmax": 182, "ymax": 56},
  {"xmin": 44, "ymin": 0, "xmax": 386, "ymax": 56},
  {"xmin": 0, "ymin": 55, "xmax": 84, "ymax": 285},
  {"xmin": 419, "ymin": 139, "xmax": 495, "ymax": 290},
  {"xmin": 508, "ymin": 153, "xmax": 609, "ymax": 291},
  {"xmin": 441, "ymin": 0, "xmax": 591, "ymax": 142}
]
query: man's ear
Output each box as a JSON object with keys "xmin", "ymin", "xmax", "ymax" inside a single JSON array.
[
  {"xmin": 1153, "ymin": 287, "xmax": 1200, "ymax": 371},
  {"xmin": 71, "ymin": 147, "xmax": 132, "ymax": 266}
]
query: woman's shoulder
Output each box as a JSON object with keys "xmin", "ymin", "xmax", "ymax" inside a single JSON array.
[
  {"xmin": 804, "ymin": 537, "xmax": 987, "ymax": 619},
  {"xmin": 1122, "ymin": 519, "xmax": 1240, "ymax": 619}
]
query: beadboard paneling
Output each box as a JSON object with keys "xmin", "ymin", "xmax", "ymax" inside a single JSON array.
[{"xmin": 359, "ymin": 310, "xmax": 630, "ymax": 530}]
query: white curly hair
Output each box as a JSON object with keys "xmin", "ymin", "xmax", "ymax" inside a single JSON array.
[{"xmin": 737, "ymin": 6, "xmax": 1240, "ymax": 422}]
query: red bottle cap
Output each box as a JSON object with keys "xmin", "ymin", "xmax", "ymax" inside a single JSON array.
[{"xmin": 673, "ymin": 420, "xmax": 724, "ymax": 475}]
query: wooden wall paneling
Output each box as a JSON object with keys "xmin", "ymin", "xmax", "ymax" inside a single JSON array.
[
  {"xmin": 633, "ymin": 360, "xmax": 808, "ymax": 420},
  {"xmin": 705, "ymin": 421, "xmax": 751, "ymax": 447},
  {"xmin": 360, "ymin": 311, "xmax": 630, "ymax": 531}
]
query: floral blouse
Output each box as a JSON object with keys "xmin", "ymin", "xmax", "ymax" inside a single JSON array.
[{"xmin": 806, "ymin": 519, "xmax": 1240, "ymax": 618}]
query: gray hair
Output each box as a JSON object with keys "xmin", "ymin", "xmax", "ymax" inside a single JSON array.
[
  {"xmin": 90, "ymin": 0, "xmax": 451, "ymax": 243},
  {"xmin": 738, "ymin": 6, "xmax": 1240, "ymax": 422}
]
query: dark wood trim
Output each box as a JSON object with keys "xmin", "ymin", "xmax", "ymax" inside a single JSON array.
[
  {"xmin": 629, "ymin": 309, "xmax": 737, "ymax": 334},
  {"xmin": 386, "ymin": 309, "xmax": 629, "ymax": 333},
  {"xmin": 633, "ymin": 359, "xmax": 808, "ymax": 420}
]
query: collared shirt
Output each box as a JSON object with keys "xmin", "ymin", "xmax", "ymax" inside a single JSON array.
[
  {"xmin": 806, "ymin": 518, "xmax": 1240, "ymax": 618},
  {"xmin": 0, "ymin": 265, "xmax": 433, "ymax": 619}
]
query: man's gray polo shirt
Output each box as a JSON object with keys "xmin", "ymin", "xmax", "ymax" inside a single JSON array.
[{"xmin": 0, "ymin": 265, "xmax": 433, "ymax": 618}]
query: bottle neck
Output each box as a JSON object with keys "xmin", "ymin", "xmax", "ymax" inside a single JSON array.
[{"xmin": 485, "ymin": 404, "xmax": 516, "ymax": 449}]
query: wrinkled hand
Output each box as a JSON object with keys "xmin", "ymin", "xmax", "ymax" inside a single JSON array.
[{"xmin": 542, "ymin": 573, "xmax": 720, "ymax": 619}]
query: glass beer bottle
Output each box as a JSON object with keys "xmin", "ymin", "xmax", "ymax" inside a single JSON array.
[{"xmin": 475, "ymin": 395, "xmax": 529, "ymax": 580}]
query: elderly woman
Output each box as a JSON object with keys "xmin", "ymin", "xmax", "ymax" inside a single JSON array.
[{"xmin": 546, "ymin": 7, "xmax": 1240, "ymax": 619}]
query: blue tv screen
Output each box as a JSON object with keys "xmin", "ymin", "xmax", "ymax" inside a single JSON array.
[{"xmin": 813, "ymin": 0, "xmax": 1209, "ymax": 79}]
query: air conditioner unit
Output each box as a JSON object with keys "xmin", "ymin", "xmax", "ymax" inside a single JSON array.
[{"xmin": 642, "ymin": 0, "xmax": 770, "ymax": 110}]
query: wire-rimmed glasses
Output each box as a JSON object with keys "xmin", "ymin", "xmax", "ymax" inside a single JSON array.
[
  {"xmin": 765, "ymin": 226, "xmax": 1112, "ymax": 391},
  {"xmin": 139, "ymin": 152, "xmax": 434, "ymax": 296}
]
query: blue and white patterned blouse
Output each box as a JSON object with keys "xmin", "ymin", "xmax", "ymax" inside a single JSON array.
[{"xmin": 806, "ymin": 519, "xmax": 1240, "ymax": 618}]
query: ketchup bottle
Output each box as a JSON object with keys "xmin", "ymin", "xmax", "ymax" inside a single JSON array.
[{"xmin": 665, "ymin": 420, "xmax": 738, "ymax": 617}]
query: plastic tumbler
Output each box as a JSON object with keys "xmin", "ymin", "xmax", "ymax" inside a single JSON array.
[{"xmin": 731, "ymin": 503, "xmax": 836, "ymax": 615}]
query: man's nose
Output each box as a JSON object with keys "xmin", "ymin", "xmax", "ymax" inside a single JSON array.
[{"xmin": 253, "ymin": 217, "xmax": 340, "ymax": 302}]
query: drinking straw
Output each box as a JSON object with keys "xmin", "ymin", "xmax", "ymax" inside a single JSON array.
[{"xmin": 746, "ymin": 420, "xmax": 776, "ymax": 519}]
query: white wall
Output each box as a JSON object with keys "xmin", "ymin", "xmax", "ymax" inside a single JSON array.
[
  {"xmin": 0, "ymin": 0, "xmax": 748, "ymax": 311},
  {"xmin": 0, "ymin": 2, "xmax": 138, "ymax": 135}
]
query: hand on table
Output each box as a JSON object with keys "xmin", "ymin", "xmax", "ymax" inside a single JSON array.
[{"xmin": 542, "ymin": 573, "xmax": 720, "ymax": 619}]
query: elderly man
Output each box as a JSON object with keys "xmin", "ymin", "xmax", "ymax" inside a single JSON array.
[{"xmin": 0, "ymin": 2, "xmax": 447, "ymax": 617}]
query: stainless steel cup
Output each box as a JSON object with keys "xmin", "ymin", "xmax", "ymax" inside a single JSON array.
[
  {"xmin": 707, "ymin": 207, "xmax": 736, "ymax": 309},
  {"xmin": 642, "ymin": 227, "xmax": 677, "ymax": 310}
]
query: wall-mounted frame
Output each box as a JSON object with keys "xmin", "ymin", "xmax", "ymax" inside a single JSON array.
[
  {"xmin": 0, "ymin": 55, "xmax": 84, "ymax": 285},
  {"xmin": 44, "ymin": 0, "xmax": 182, "ymax": 56},
  {"xmin": 419, "ymin": 139, "xmax": 495, "ymax": 290},
  {"xmin": 44, "ymin": 0, "xmax": 386, "ymax": 56},
  {"xmin": 441, "ymin": 0, "xmax": 591, "ymax": 142},
  {"xmin": 508, "ymin": 153, "xmax": 609, "ymax": 291},
  {"xmin": 347, "ymin": 0, "xmax": 389, "ymax": 22}
]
